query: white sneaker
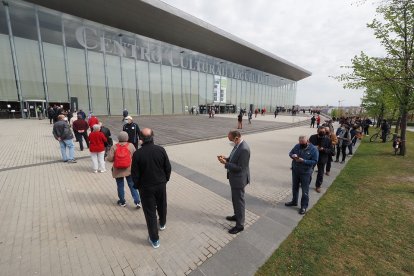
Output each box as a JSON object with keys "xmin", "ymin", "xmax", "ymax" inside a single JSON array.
[
  {"xmin": 160, "ymin": 224, "xmax": 166, "ymax": 231},
  {"xmin": 99, "ymin": 169, "xmax": 107, "ymax": 173},
  {"xmin": 93, "ymin": 170, "xmax": 98, "ymax": 173},
  {"xmin": 136, "ymin": 203, "xmax": 142, "ymax": 209}
]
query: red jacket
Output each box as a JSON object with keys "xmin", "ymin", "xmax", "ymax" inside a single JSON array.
[
  {"xmin": 88, "ymin": 116, "xmax": 99, "ymax": 129},
  {"xmin": 88, "ymin": 131, "xmax": 107, "ymax": 152}
]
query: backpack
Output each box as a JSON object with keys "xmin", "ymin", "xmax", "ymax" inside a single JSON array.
[{"xmin": 114, "ymin": 143, "xmax": 131, "ymax": 169}]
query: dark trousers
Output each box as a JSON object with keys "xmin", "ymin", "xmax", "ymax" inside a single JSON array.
[
  {"xmin": 336, "ymin": 145, "xmax": 347, "ymax": 162},
  {"xmin": 291, "ymin": 170, "xmax": 312, "ymax": 209},
  {"xmin": 364, "ymin": 126, "xmax": 369, "ymax": 135},
  {"xmin": 348, "ymin": 143, "xmax": 353, "ymax": 155},
  {"xmin": 231, "ymin": 187, "xmax": 245, "ymax": 228},
  {"xmin": 315, "ymin": 161, "xmax": 327, "ymax": 188},
  {"xmin": 140, "ymin": 184, "xmax": 167, "ymax": 242},
  {"xmin": 75, "ymin": 131, "xmax": 89, "ymax": 150},
  {"xmin": 326, "ymin": 155, "xmax": 332, "ymax": 172}
]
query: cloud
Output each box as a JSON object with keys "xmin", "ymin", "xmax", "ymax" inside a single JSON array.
[{"xmin": 161, "ymin": 0, "xmax": 386, "ymax": 106}]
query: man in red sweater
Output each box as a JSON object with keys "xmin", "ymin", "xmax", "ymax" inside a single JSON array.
[{"xmin": 72, "ymin": 114, "xmax": 89, "ymax": 151}]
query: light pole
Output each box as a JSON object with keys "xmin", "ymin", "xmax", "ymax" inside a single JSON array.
[{"xmin": 338, "ymin": 99, "xmax": 344, "ymax": 117}]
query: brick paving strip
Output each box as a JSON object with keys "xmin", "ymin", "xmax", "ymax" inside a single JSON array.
[{"xmin": 0, "ymin": 114, "xmax": 352, "ymax": 276}]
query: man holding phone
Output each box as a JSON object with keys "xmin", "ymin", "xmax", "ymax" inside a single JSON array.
[
  {"xmin": 285, "ymin": 135, "xmax": 319, "ymax": 215},
  {"xmin": 218, "ymin": 130, "xmax": 250, "ymax": 234}
]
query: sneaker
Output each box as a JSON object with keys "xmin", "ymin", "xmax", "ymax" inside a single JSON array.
[
  {"xmin": 325, "ymin": 171, "xmax": 330, "ymax": 176},
  {"xmin": 136, "ymin": 203, "xmax": 142, "ymax": 209},
  {"xmin": 117, "ymin": 200, "xmax": 126, "ymax": 207},
  {"xmin": 63, "ymin": 160, "xmax": 68, "ymax": 163},
  {"xmin": 299, "ymin": 208, "xmax": 307, "ymax": 215},
  {"xmin": 148, "ymin": 237, "xmax": 160, "ymax": 249},
  {"xmin": 160, "ymin": 224, "xmax": 166, "ymax": 231},
  {"xmin": 99, "ymin": 169, "xmax": 107, "ymax": 173},
  {"xmin": 93, "ymin": 170, "xmax": 98, "ymax": 173},
  {"xmin": 67, "ymin": 159, "xmax": 77, "ymax": 163}
]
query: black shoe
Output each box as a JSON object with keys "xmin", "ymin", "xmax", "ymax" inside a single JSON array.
[
  {"xmin": 225, "ymin": 215, "xmax": 237, "ymax": 221},
  {"xmin": 285, "ymin": 201, "xmax": 297, "ymax": 207},
  {"xmin": 299, "ymin": 208, "xmax": 307, "ymax": 215},
  {"xmin": 228, "ymin": 226, "xmax": 244, "ymax": 234}
]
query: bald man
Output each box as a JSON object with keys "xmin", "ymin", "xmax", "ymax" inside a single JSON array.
[
  {"xmin": 52, "ymin": 115, "xmax": 76, "ymax": 163},
  {"xmin": 131, "ymin": 128, "xmax": 171, "ymax": 249}
]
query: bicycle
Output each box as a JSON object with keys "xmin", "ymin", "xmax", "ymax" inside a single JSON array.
[{"xmin": 369, "ymin": 129, "xmax": 392, "ymax": 142}]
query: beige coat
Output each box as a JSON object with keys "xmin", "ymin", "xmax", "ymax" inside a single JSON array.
[{"xmin": 106, "ymin": 142, "xmax": 136, "ymax": 178}]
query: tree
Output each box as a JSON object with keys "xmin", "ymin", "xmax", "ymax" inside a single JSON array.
[{"xmin": 336, "ymin": 0, "xmax": 414, "ymax": 155}]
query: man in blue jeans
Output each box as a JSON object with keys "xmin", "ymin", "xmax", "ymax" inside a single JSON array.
[
  {"xmin": 285, "ymin": 135, "xmax": 318, "ymax": 215},
  {"xmin": 53, "ymin": 115, "xmax": 76, "ymax": 163}
]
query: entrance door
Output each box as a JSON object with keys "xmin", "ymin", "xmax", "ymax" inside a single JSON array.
[{"xmin": 25, "ymin": 101, "xmax": 46, "ymax": 119}]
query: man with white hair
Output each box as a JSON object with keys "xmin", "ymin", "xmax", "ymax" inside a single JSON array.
[{"xmin": 285, "ymin": 135, "xmax": 318, "ymax": 215}]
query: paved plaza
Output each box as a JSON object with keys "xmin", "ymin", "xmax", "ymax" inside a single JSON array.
[{"xmin": 0, "ymin": 114, "xmax": 349, "ymax": 276}]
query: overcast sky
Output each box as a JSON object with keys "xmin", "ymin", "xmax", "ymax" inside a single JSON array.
[{"xmin": 161, "ymin": 0, "xmax": 386, "ymax": 107}]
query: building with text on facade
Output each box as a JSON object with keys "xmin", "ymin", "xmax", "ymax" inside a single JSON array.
[{"xmin": 0, "ymin": 0, "xmax": 311, "ymax": 118}]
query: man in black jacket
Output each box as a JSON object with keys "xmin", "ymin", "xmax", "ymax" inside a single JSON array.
[
  {"xmin": 123, "ymin": 116, "xmax": 140, "ymax": 149},
  {"xmin": 309, "ymin": 127, "xmax": 332, "ymax": 193},
  {"xmin": 131, "ymin": 128, "xmax": 171, "ymax": 249}
]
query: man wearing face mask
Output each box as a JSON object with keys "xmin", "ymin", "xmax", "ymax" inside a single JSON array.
[
  {"xmin": 131, "ymin": 128, "xmax": 171, "ymax": 249},
  {"xmin": 218, "ymin": 130, "xmax": 250, "ymax": 234},
  {"xmin": 123, "ymin": 116, "xmax": 141, "ymax": 149},
  {"xmin": 309, "ymin": 127, "xmax": 332, "ymax": 193},
  {"xmin": 285, "ymin": 135, "xmax": 318, "ymax": 215}
]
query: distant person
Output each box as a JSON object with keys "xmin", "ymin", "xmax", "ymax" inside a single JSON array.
[
  {"xmin": 122, "ymin": 109, "xmax": 129, "ymax": 123},
  {"xmin": 47, "ymin": 106, "xmax": 55, "ymax": 124},
  {"xmin": 106, "ymin": 131, "xmax": 141, "ymax": 208},
  {"xmin": 52, "ymin": 115, "xmax": 76, "ymax": 163},
  {"xmin": 88, "ymin": 113, "xmax": 99, "ymax": 132},
  {"xmin": 72, "ymin": 113, "xmax": 90, "ymax": 151},
  {"xmin": 363, "ymin": 118, "xmax": 372, "ymax": 136},
  {"xmin": 274, "ymin": 109, "xmax": 278, "ymax": 118},
  {"xmin": 310, "ymin": 116, "xmax": 316, "ymax": 128},
  {"xmin": 316, "ymin": 115, "xmax": 321, "ymax": 128},
  {"xmin": 254, "ymin": 108, "xmax": 258, "ymax": 118},
  {"xmin": 237, "ymin": 113, "xmax": 243, "ymax": 129},
  {"xmin": 381, "ymin": 119, "xmax": 389, "ymax": 143},
  {"xmin": 131, "ymin": 128, "xmax": 171, "ymax": 249},
  {"xmin": 285, "ymin": 135, "xmax": 318, "ymax": 215},
  {"xmin": 88, "ymin": 124, "xmax": 107, "ymax": 173},
  {"xmin": 123, "ymin": 116, "xmax": 140, "ymax": 149},
  {"xmin": 36, "ymin": 105, "xmax": 43, "ymax": 120},
  {"xmin": 335, "ymin": 124, "xmax": 351, "ymax": 164},
  {"xmin": 248, "ymin": 110, "xmax": 252, "ymax": 124},
  {"xmin": 217, "ymin": 130, "xmax": 250, "ymax": 234},
  {"xmin": 324, "ymin": 126, "xmax": 337, "ymax": 176},
  {"xmin": 77, "ymin": 109, "xmax": 86, "ymax": 120}
]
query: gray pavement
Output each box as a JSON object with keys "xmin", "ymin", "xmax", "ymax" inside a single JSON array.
[{"xmin": 0, "ymin": 114, "xmax": 352, "ymax": 276}]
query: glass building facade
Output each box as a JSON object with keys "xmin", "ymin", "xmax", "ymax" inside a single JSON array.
[{"xmin": 0, "ymin": 0, "xmax": 297, "ymax": 117}]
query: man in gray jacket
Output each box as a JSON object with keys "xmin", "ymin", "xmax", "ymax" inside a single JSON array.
[
  {"xmin": 218, "ymin": 130, "xmax": 250, "ymax": 234},
  {"xmin": 53, "ymin": 115, "xmax": 76, "ymax": 163}
]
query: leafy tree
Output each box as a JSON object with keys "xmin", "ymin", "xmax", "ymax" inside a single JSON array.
[{"xmin": 336, "ymin": 0, "xmax": 414, "ymax": 155}]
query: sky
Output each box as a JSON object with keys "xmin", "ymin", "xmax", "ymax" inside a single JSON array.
[{"xmin": 161, "ymin": 0, "xmax": 386, "ymax": 107}]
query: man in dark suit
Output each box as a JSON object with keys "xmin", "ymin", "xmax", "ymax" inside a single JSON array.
[{"xmin": 218, "ymin": 130, "xmax": 250, "ymax": 234}]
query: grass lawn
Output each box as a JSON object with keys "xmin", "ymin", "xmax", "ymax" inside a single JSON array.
[{"xmin": 256, "ymin": 132, "xmax": 414, "ymax": 275}]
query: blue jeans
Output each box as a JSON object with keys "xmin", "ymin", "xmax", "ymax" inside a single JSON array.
[
  {"xmin": 116, "ymin": 176, "xmax": 141, "ymax": 204},
  {"xmin": 291, "ymin": 169, "xmax": 312, "ymax": 209},
  {"xmin": 59, "ymin": 139, "xmax": 75, "ymax": 161}
]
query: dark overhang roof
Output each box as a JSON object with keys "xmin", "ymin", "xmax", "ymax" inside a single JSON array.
[{"xmin": 24, "ymin": 0, "xmax": 312, "ymax": 81}]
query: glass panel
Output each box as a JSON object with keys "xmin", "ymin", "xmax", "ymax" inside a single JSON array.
[
  {"xmin": 230, "ymin": 78, "xmax": 236, "ymax": 106},
  {"xmin": 0, "ymin": 33, "xmax": 18, "ymax": 100},
  {"xmin": 206, "ymin": 74, "xmax": 214, "ymax": 105},
  {"xmin": 137, "ymin": 60, "xmax": 150, "ymax": 115},
  {"xmin": 199, "ymin": 72, "xmax": 206, "ymax": 107},
  {"xmin": 43, "ymin": 42, "xmax": 67, "ymax": 102},
  {"xmin": 88, "ymin": 51, "xmax": 107, "ymax": 115},
  {"xmin": 190, "ymin": 70, "xmax": 198, "ymax": 107},
  {"xmin": 106, "ymin": 55, "xmax": 123, "ymax": 115},
  {"xmin": 67, "ymin": 47, "xmax": 88, "ymax": 109},
  {"xmin": 162, "ymin": 65, "xmax": 172, "ymax": 115},
  {"xmin": 182, "ymin": 69, "xmax": 190, "ymax": 111},
  {"xmin": 122, "ymin": 58, "xmax": 137, "ymax": 115},
  {"xmin": 172, "ymin": 67, "xmax": 182, "ymax": 114},
  {"xmin": 149, "ymin": 63, "xmax": 162, "ymax": 115}
]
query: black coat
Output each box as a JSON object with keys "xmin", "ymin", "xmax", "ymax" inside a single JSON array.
[
  {"xmin": 131, "ymin": 142, "xmax": 171, "ymax": 190},
  {"xmin": 309, "ymin": 134, "xmax": 332, "ymax": 163},
  {"xmin": 123, "ymin": 122, "xmax": 140, "ymax": 144}
]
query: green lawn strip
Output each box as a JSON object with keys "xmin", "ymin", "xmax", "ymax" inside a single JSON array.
[{"xmin": 256, "ymin": 135, "xmax": 414, "ymax": 275}]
